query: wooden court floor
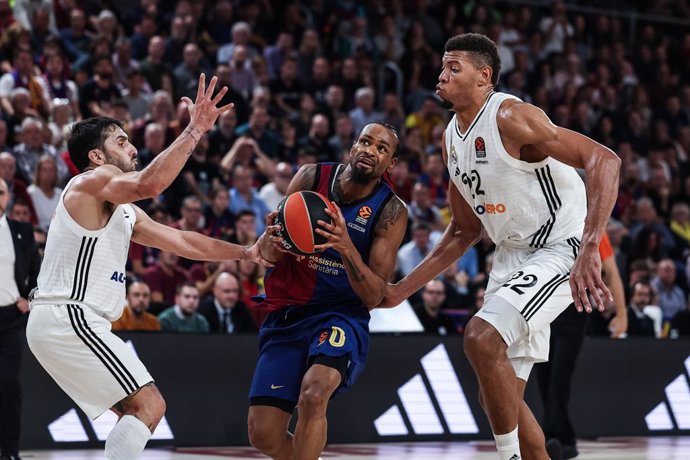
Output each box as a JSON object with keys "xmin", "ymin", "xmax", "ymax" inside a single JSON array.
[{"xmin": 17, "ymin": 437, "xmax": 690, "ymax": 459}]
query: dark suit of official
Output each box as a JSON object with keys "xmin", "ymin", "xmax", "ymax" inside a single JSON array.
[
  {"xmin": 198, "ymin": 297, "xmax": 257, "ymax": 334},
  {"xmin": 0, "ymin": 219, "xmax": 40, "ymax": 458}
]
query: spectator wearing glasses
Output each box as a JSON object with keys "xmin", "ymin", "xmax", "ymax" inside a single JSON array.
[{"xmin": 413, "ymin": 279, "xmax": 458, "ymax": 335}]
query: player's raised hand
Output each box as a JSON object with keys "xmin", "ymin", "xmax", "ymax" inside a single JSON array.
[
  {"xmin": 570, "ymin": 245, "xmax": 612, "ymax": 313},
  {"xmin": 314, "ymin": 202, "xmax": 355, "ymax": 254},
  {"xmin": 180, "ymin": 74, "xmax": 234, "ymax": 133}
]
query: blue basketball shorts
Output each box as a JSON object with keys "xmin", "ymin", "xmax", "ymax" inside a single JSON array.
[{"xmin": 248, "ymin": 305, "xmax": 370, "ymax": 413}]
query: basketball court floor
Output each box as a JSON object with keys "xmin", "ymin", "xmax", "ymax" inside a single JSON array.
[{"xmin": 17, "ymin": 437, "xmax": 690, "ymax": 459}]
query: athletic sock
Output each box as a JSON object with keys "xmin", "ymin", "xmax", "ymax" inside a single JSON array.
[
  {"xmin": 493, "ymin": 425, "xmax": 521, "ymax": 460},
  {"xmin": 104, "ymin": 415, "xmax": 152, "ymax": 460}
]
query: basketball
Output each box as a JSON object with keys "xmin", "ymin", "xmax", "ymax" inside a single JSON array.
[{"xmin": 274, "ymin": 191, "xmax": 334, "ymax": 256}]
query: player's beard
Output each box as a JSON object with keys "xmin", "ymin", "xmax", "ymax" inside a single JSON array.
[
  {"xmin": 104, "ymin": 150, "xmax": 137, "ymax": 172},
  {"xmin": 352, "ymin": 164, "xmax": 376, "ymax": 184}
]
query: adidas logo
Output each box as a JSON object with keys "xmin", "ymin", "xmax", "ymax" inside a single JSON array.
[
  {"xmin": 48, "ymin": 408, "xmax": 174, "ymax": 442},
  {"xmin": 509, "ymin": 455, "xmax": 520, "ymax": 460},
  {"xmin": 645, "ymin": 355, "xmax": 690, "ymax": 431},
  {"xmin": 46, "ymin": 341, "xmax": 175, "ymax": 442},
  {"xmin": 374, "ymin": 344, "xmax": 478, "ymax": 436}
]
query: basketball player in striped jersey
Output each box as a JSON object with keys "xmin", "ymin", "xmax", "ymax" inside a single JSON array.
[
  {"xmin": 382, "ymin": 34, "xmax": 621, "ymax": 460},
  {"xmin": 26, "ymin": 75, "xmax": 268, "ymax": 460}
]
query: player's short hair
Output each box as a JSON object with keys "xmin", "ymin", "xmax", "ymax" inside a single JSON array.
[
  {"xmin": 445, "ymin": 33, "xmax": 501, "ymax": 87},
  {"xmin": 359, "ymin": 122, "xmax": 401, "ymax": 158},
  {"xmin": 67, "ymin": 117, "xmax": 123, "ymax": 172}
]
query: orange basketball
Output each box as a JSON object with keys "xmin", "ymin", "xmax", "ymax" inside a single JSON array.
[{"xmin": 274, "ymin": 191, "xmax": 334, "ymax": 256}]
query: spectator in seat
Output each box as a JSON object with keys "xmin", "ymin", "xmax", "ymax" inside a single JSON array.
[
  {"xmin": 413, "ymin": 280, "xmax": 458, "ymax": 335},
  {"xmin": 231, "ymin": 209, "xmax": 259, "ymax": 248},
  {"xmin": 234, "ymin": 105, "xmax": 279, "ymax": 158},
  {"xmin": 228, "ymin": 45, "xmax": 257, "ymax": 102},
  {"xmin": 259, "ymin": 161, "xmax": 292, "ymax": 211},
  {"xmin": 0, "ymin": 152, "xmax": 36, "ymax": 224},
  {"xmin": 417, "ymin": 151, "xmax": 449, "ymax": 209},
  {"xmin": 327, "ymin": 113, "xmax": 355, "ymax": 159},
  {"xmin": 0, "ymin": 47, "xmax": 49, "ymax": 118},
  {"xmin": 139, "ymin": 36, "xmax": 173, "ymax": 92},
  {"xmin": 349, "ymin": 87, "xmax": 383, "ymax": 136},
  {"xmin": 79, "ymin": 53, "xmax": 121, "ymax": 118},
  {"xmin": 299, "ymin": 113, "xmax": 336, "ymax": 162},
  {"xmin": 203, "ymin": 185, "xmax": 235, "ymax": 240},
  {"xmin": 626, "ymin": 280, "xmax": 658, "ymax": 337},
  {"xmin": 59, "ymin": 8, "xmax": 92, "ymax": 70},
  {"xmin": 158, "ymin": 282, "xmax": 209, "ymax": 333},
  {"xmin": 408, "ymin": 182, "xmax": 445, "ymax": 233},
  {"xmin": 8, "ymin": 199, "xmax": 32, "ymax": 223},
  {"xmin": 182, "ymin": 133, "xmax": 222, "ymax": 203},
  {"xmin": 112, "ymin": 281, "xmax": 160, "ymax": 332},
  {"xmin": 27, "ymin": 155, "xmax": 61, "ymax": 229},
  {"xmin": 174, "ymin": 43, "xmax": 209, "ymax": 102},
  {"xmin": 208, "ymin": 108, "xmax": 239, "ymax": 160},
  {"xmin": 12, "ymin": 117, "xmax": 70, "ymax": 186},
  {"xmin": 397, "ymin": 222, "xmax": 437, "ymax": 278},
  {"xmin": 228, "ymin": 165, "xmax": 270, "ymax": 234},
  {"xmin": 404, "ymin": 95, "xmax": 446, "ymax": 149},
  {"xmin": 651, "ymin": 259, "xmax": 686, "ymax": 323},
  {"xmin": 198, "ymin": 272, "xmax": 256, "ymax": 334}
]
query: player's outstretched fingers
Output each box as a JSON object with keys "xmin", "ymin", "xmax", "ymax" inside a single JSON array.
[
  {"xmin": 212, "ymin": 86, "xmax": 229, "ymax": 105},
  {"xmin": 196, "ymin": 73, "xmax": 206, "ymax": 102},
  {"xmin": 204, "ymin": 75, "xmax": 218, "ymax": 99}
]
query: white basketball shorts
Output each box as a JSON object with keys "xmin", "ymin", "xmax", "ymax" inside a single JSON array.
[
  {"xmin": 26, "ymin": 303, "xmax": 154, "ymax": 419},
  {"xmin": 474, "ymin": 239, "xmax": 579, "ymax": 380}
]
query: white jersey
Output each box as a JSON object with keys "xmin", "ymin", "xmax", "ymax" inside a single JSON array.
[
  {"xmin": 32, "ymin": 176, "xmax": 136, "ymax": 321},
  {"xmin": 446, "ymin": 92, "xmax": 586, "ymax": 248}
]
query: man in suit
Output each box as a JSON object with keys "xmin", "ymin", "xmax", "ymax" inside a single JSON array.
[
  {"xmin": 198, "ymin": 272, "xmax": 257, "ymax": 333},
  {"xmin": 0, "ymin": 178, "xmax": 41, "ymax": 460}
]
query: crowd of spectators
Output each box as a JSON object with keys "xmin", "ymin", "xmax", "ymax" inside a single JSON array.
[{"xmin": 2, "ymin": 0, "xmax": 690, "ymax": 337}]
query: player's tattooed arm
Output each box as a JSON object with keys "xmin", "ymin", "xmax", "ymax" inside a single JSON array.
[
  {"xmin": 375, "ymin": 195, "xmax": 407, "ymax": 233},
  {"xmin": 286, "ymin": 163, "xmax": 318, "ymax": 195},
  {"xmin": 342, "ymin": 254, "xmax": 366, "ymax": 282}
]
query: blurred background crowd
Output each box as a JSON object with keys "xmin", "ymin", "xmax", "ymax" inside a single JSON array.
[{"xmin": 2, "ymin": 0, "xmax": 690, "ymax": 338}]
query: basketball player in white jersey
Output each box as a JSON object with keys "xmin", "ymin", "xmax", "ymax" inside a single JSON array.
[
  {"xmin": 382, "ymin": 34, "xmax": 621, "ymax": 460},
  {"xmin": 26, "ymin": 75, "xmax": 268, "ymax": 460}
]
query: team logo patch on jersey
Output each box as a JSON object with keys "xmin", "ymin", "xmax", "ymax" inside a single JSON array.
[
  {"xmin": 355, "ymin": 205, "xmax": 372, "ymax": 225},
  {"xmin": 318, "ymin": 330, "xmax": 330, "ymax": 346},
  {"xmin": 450, "ymin": 145, "xmax": 457, "ymax": 163},
  {"xmin": 475, "ymin": 137, "xmax": 486, "ymax": 158}
]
